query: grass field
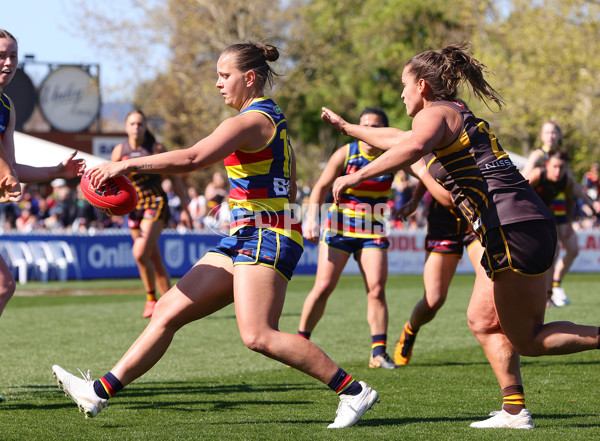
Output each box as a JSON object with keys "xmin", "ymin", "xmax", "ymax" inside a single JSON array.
[{"xmin": 1, "ymin": 273, "xmax": 599, "ymax": 440}]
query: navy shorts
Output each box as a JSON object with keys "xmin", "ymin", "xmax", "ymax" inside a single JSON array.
[
  {"xmin": 480, "ymin": 220, "xmax": 557, "ymax": 280},
  {"xmin": 209, "ymin": 226, "xmax": 303, "ymax": 281},
  {"xmin": 321, "ymin": 231, "xmax": 389, "ymax": 256}
]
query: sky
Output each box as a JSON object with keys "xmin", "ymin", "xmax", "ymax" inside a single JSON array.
[{"xmin": 5, "ymin": 0, "xmax": 131, "ymax": 103}]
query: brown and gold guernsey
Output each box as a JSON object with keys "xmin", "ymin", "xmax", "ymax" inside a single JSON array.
[
  {"xmin": 534, "ymin": 168, "xmax": 568, "ymax": 208},
  {"xmin": 425, "ymin": 100, "xmax": 551, "ymax": 239},
  {"xmin": 118, "ymin": 140, "xmax": 167, "ymax": 211}
]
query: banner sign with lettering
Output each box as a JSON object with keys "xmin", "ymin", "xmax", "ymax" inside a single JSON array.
[{"xmin": 2, "ymin": 230, "xmax": 599, "ymax": 280}]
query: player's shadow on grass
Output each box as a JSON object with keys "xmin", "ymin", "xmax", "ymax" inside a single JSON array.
[
  {"xmin": 7, "ymin": 383, "xmax": 600, "ymax": 428},
  {"xmin": 120, "ymin": 380, "xmax": 322, "ymax": 399},
  {"xmin": 409, "ymin": 359, "xmax": 600, "ymax": 368}
]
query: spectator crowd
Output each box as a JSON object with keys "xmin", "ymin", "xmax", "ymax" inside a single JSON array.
[{"xmin": 1, "ymin": 165, "xmax": 599, "ymax": 235}]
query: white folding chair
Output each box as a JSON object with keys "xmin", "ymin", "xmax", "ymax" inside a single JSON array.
[
  {"xmin": 28, "ymin": 240, "xmax": 57, "ymax": 282},
  {"xmin": 0, "ymin": 240, "xmax": 33, "ymax": 284},
  {"xmin": 48, "ymin": 240, "xmax": 82, "ymax": 281}
]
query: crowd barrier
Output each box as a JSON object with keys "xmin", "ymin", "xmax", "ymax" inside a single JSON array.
[{"xmin": 0, "ymin": 229, "xmax": 599, "ymax": 283}]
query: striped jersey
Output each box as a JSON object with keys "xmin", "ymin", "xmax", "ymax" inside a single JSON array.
[
  {"xmin": 426, "ymin": 100, "xmax": 551, "ymax": 238},
  {"xmin": 0, "ymin": 92, "xmax": 11, "ymax": 139},
  {"xmin": 224, "ymin": 97, "xmax": 302, "ymax": 246},
  {"xmin": 530, "ymin": 145, "xmax": 567, "ymax": 218},
  {"xmin": 533, "ymin": 168, "xmax": 568, "ymax": 207},
  {"xmin": 325, "ymin": 141, "xmax": 394, "ymax": 238},
  {"xmin": 118, "ymin": 140, "xmax": 167, "ymax": 211}
]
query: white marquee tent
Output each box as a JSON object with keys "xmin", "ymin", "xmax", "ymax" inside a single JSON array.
[{"xmin": 14, "ymin": 131, "xmax": 107, "ymax": 169}]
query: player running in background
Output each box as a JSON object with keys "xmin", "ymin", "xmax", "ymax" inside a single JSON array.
[
  {"xmin": 112, "ymin": 110, "xmax": 191, "ymax": 317},
  {"xmin": 527, "ymin": 149, "xmax": 600, "ymax": 306},
  {"xmin": 52, "ymin": 41, "xmax": 378, "ymax": 429},
  {"xmin": 298, "ymin": 107, "xmax": 399, "ymax": 369},
  {"xmin": 393, "ymin": 158, "xmax": 481, "ymax": 366},
  {"xmin": 521, "ymin": 121, "xmax": 575, "ymax": 306}
]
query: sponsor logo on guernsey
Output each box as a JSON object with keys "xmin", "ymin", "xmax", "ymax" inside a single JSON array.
[
  {"xmin": 484, "ymin": 158, "xmax": 514, "ymax": 170},
  {"xmin": 273, "ymin": 105, "xmax": 282, "ymax": 114}
]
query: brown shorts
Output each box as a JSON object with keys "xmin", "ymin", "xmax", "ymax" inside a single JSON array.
[
  {"xmin": 425, "ymin": 231, "xmax": 478, "ymax": 256},
  {"xmin": 127, "ymin": 203, "xmax": 170, "ymax": 230},
  {"xmin": 480, "ymin": 220, "xmax": 557, "ymax": 280}
]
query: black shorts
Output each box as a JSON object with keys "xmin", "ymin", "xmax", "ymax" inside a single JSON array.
[
  {"xmin": 425, "ymin": 231, "xmax": 477, "ymax": 256},
  {"xmin": 128, "ymin": 204, "xmax": 170, "ymax": 230},
  {"xmin": 480, "ymin": 220, "xmax": 557, "ymax": 280}
]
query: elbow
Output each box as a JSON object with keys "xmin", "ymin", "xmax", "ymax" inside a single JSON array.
[{"xmin": 441, "ymin": 199, "xmax": 456, "ymax": 210}]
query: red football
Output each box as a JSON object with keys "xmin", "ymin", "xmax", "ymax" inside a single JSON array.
[{"xmin": 80, "ymin": 170, "xmax": 138, "ymax": 216}]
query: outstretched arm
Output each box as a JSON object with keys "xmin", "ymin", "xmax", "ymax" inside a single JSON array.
[
  {"xmin": 87, "ymin": 112, "xmax": 267, "ymax": 189},
  {"xmin": 328, "ymin": 106, "xmax": 447, "ymax": 202},
  {"xmin": 410, "ymin": 159, "xmax": 454, "ymax": 209},
  {"xmin": 14, "ymin": 151, "xmax": 86, "ymax": 183},
  {"xmin": 321, "ymin": 107, "xmax": 409, "ymax": 151}
]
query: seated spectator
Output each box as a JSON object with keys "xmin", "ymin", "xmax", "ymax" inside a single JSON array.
[
  {"xmin": 187, "ymin": 187, "xmax": 207, "ymax": 230},
  {"xmin": 15, "ymin": 204, "xmax": 37, "ymax": 232},
  {"xmin": 205, "ymin": 171, "xmax": 228, "ymax": 218}
]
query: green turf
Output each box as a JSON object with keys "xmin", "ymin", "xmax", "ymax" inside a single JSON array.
[{"xmin": 1, "ymin": 273, "xmax": 599, "ymax": 440}]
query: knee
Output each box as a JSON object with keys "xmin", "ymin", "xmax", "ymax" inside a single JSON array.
[
  {"xmin": 424, "ymin": 294, "xmax": 446, "ymax": 313},
  {"xmin": 132, "ymin": 247, "xmax": 149, "ymax": 263},
  {"xmin": 366, "ymin": 285, "xmax": 385, "ymax": 301},
  {"xmin": 467, "ymin": 311, "xmax": 501, "ymax": 337},
  {"xmin": 148, "ymin": 299, "xmax": 184, "ymax": 333},
  {"xmin": 239, "ymin": 329, "xmax": 272, "ymax": 355},
  {"xmin": 566, "ymin": 244, "xmax": 579, "ymax": 257}
]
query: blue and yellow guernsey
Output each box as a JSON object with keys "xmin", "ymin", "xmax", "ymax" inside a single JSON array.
[
  {"xmin": 0, "ymin": 92, "xmax": 11, "ymax": 139},
  {"xmin": 426, "ymin": 100, "xmax": 551, "ymax": 238},
  {"xmin": 224, "ymin": 97, "xmax": 302, "ymax": 246},
  {"xmin": 325, "ymin": 141, "xmax": 394, "ymax": 239}
]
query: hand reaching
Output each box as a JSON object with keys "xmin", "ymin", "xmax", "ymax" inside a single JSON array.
[
  {"xmin": 0, "ymin": 175, "xmax": 21, "ymax": 203},
  {"xmin": 86, "ymin": 161, "xmax": 128, "ymax": 189},
  {"xmin": 57, "ymin": 151, "xmax": 86, "ymax": 179},
  {"xmin": 331, "ymin": 174, "xmax": 361, "ymax": 204},
  {"xmin": 321, "ymin": 107, "xmax": 349, "ymax": 135}
]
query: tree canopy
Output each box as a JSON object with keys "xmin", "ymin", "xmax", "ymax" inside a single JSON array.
[{"xmin": 70, "ymin": 0, "xmax": 600, "ymax": 185}]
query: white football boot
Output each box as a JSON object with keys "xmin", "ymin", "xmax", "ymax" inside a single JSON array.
[
  {"xmin": 551, "ymin": 286, "xmax": 571, "ymax": 307},
  {"xmin": 470, "ymin": 409, "xmax": 534, "ymax": 429},
  {"xmin": 52, "ymin": 365, "xmax": 108, "ymax": 418},
  {"xmin": 328, "ymin": 381, "xmax": 379, "ymax": 428}
]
